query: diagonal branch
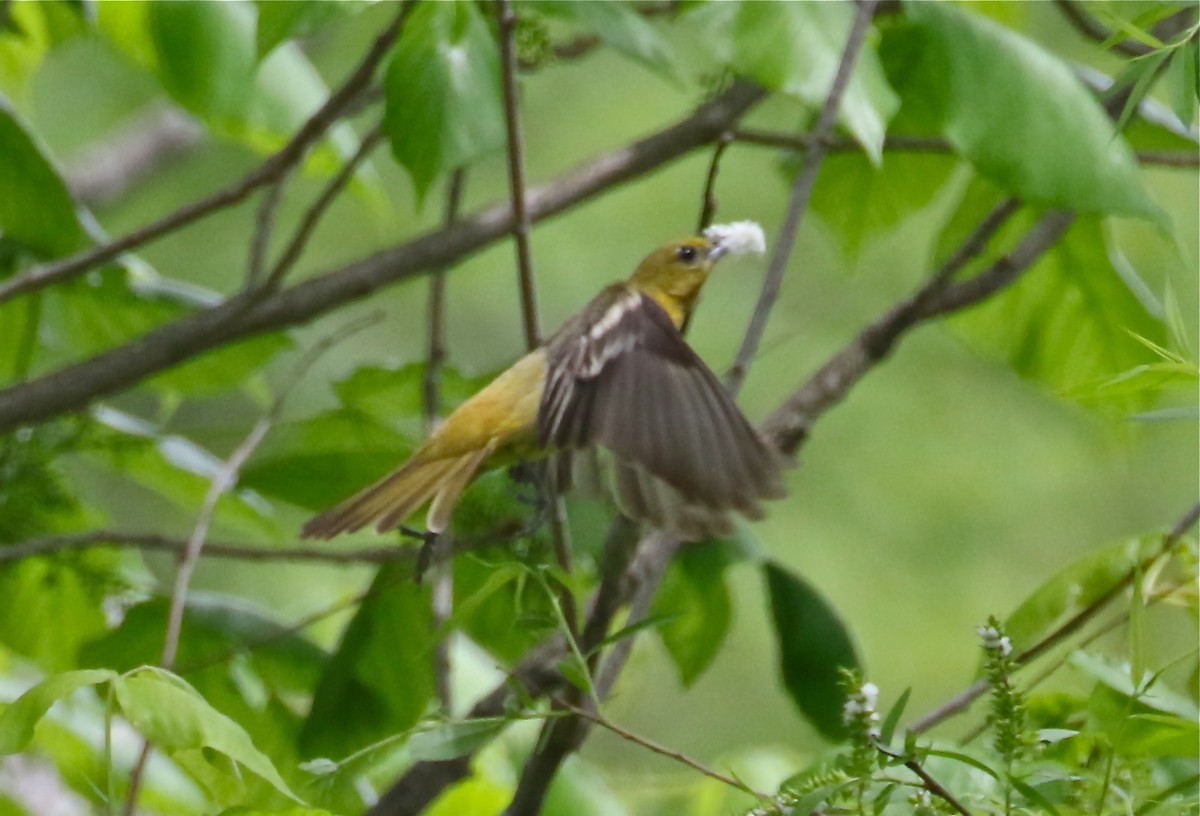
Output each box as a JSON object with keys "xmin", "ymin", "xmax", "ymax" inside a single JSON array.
[
  {"xmin": 0, "ymin": 1, "xmax": 415, "ymax": 309},
  {"xmin": 726, "ymin": 0, "xmax": 880, "ymax": 398},
  {"xmin": 0, "ymin": 81, "xmax": 767, "ymax": 437}
]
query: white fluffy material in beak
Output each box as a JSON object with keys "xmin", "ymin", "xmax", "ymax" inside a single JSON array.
[{"xmin": 704, "ymin": 221, "xmax": 767, "ymax": 259}]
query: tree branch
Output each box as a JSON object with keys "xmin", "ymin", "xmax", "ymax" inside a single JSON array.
[
  {"xmin": 727, "ymin": 0, "xmax": 880, "ymax": 398},
  {"xmin": 733, "ymin": 129, "xmax": 1200, "ymax": 168},
  {"xmin": 0, "ymin": 1, "xmax": 416, "ymax": 308},
  {"xmin": 0, "ymin": 81, "xmax": 767, "ymax": 436}
]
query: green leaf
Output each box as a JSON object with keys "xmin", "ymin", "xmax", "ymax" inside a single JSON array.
[
  {"xmin": 0, "ymin": 669, "xmax": 116, "ymax": 754},
  {"xmin": 384, "ymin": 0, "xmax": 505, "ymax": 200},
  {"xmin": 763, "ymin": 560, "xmax": 861, "ymax": 740},
  {"xmin": 300, "ymin": 563, "xmax": 436, "ymax": 759},
  {"xmin": 536, "ymin": 1, "xmax": 677, "ymax": 80},
  {"xmin": 699, "ymin": 0, "xmax": 898, "ymax": 162},
  {"xmin": 114, "ymin": 667, "xmax": 302, "ymax": 802},
  {"xmin": 0, "ymin": 0, "xmax": 87, "ymax": 99},
  {"xmin": 0, "ymin": 553, "xmax": 118, "ymax": 672},
  {"xmin": 811, "ymin": 151, "xmax": 957, "ymax": 262},
  {"xmin": 903, "ymin": 2, "xmax": 1161, "ymax": 221},
  {"xmin": 254, "ymin": 1, "xmax": 352, "ymax": 59},
  {"xmin": 0, "ymin": 95, "xmax": 87, "ymax": 258},
  {"xmin": 879, "ymin": 687, "xmax": 911, "ymax": 746},
  {"xmin": 940, "ymin": 192, "xmax": 1166, "ymax": 414},
  {"xmin": 652, "ymin": 540, "xmax": 734, "ymax": 687},
  {"xmin": 240, "ymin": 408, "xmax": 415, "ymax": 511},
  {"xmin": 1004, "ymin": 534, "xmax": 1161, "ymax": 655},
  {"xmin": 1167, "ymin": 37, "xmax": 1198, "ymax": 128},
  {"xmin": 1084, "ymin": 675, "xmax": 1200, "ymax": 758},
  {"xmin": 80, "ymin": 595, "xmax": 325, "ymax": 694},
  {"xmin": 145, "ymin": 1, "xmax": 256, "ymax": 124},
  {"xmin": 1071, "ymin": 651, "xmax": 1200, "ymax": 720},
  {"xmin": 453, "ymin": 557, "xmax": 555, "ymax": 665},
  {"xmin": 97, "ymin": 0, "xmax": 372, "ymax": 176},
  {"xmin": 1008, "ymin": 773, "xmax": 1063, "ymax": 815}
]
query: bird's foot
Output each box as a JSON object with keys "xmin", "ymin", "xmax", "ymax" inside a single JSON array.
[{"xmin": 399, "ymin": 526, "xmax": 442, "ymax": 583}]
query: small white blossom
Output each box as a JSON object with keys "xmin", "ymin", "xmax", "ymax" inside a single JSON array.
[
  {"xmin": 978, "ymin": 625, "xmax": 1013, "ymax": 656},
  {"xmin": 843, "ymin": 680, "xmax": 882, "ymax": 737}
]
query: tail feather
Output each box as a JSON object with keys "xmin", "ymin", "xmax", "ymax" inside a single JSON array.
[
  {"xmin": 426, "ymin": 440, "xmax": 497, "ymax": 533},
  {"xmin": 301, "ymin": 453, "xmax": 478, "ymax": 540}
]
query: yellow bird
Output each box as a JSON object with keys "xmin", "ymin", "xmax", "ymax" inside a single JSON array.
[{"xmin": 302, "ymin": 222, "xmax": 787, "ymax": 541}]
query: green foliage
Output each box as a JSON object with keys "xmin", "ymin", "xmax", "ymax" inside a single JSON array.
[
  {"xmin": 939, "ymin": 180, "xmax": 1168, "ymax": 415},
  {"xmin": 0, "ymin": 97, "xmax": 86, "ymax": 257},
  {"xmin": 764, "ymin": 560, "xmax": 861, "ymax": 741},
  {"xmin": 299, "ymin": 562, "xmax": 436, "ymax": 760},
  {"xmin": 760, "ymin": 529, "xmax": 1200, "ymax": 816},
  {"xmin": 536, "ymin": 0, "xmax": 677, "ymax": 81},
  {"xmin": 652, "ymin": 537, "xmax": 737, "ymax": 686},
  {"xmin": 904, "ymin": 2, "xmax": 1162, "ymax": 222},
  {"xmin": 694, "ymin": 0, "xmax": 898, "ymax": 161},
  {"xmin": 383, "ymin": 0, "xmax": 505, "ymax": 201}
]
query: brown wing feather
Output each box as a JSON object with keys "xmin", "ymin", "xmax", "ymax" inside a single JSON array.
[{"xmin": 539, "ymin": 286, "xmax": 787, "ymax": 537}]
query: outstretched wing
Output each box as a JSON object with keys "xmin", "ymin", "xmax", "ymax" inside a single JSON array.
[{"xmin": 539, "ymin": 285, "xmax": 786, "ymax": 536}]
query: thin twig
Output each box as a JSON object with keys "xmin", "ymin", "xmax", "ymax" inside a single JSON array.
[
  {"xmin": 726, "ymin": 0, "xmax": 879, "ymax": 398},
  {"xmin": 261, "ymin": 123, "xmax": 386, "ymax": 291},
  {"xmin": 246, "ymin": 174, "xmax": 291, "ymax": 289},
  {"xmin": 697, "ymin": 132, "xmax": 734, "ymax": 232},
  {"xmin": 903, "ymin": 756, "xmax": 975, "ymax": 816},
  {"xmin": 426, "ymin": 169, "xmax": 468, "ymax": 712},
  {"xmin": 908, "ymin": 501, "xmax": 1200, "ymax": 734},
  {"xmin": 424, "ymin": 171, "xmax": 468, "ymax": 432},
  {"xmin": 0, "ymin": 81, "xmax": 767, "ymax": 436},
  {"xmin": 0, "ymin": 1, "xmax": 415, "ymax": 309},
  {"xmin": 555, "ymin": 699, "xmax": 768, "ymax": 798},
  {"xmin": 0, "ymin": 531, "xmax": 412, "ymax": 565},
  {"xmin": 496, "ymin": 0, "xmax": 542, "ymax": 351},
  {"xmin": 0, "ymin": 514, "xmax": 538, "ymax": 570},
  {"xmin": 496, "ymin": 0, "xmax": 578, "ymax": 648}
]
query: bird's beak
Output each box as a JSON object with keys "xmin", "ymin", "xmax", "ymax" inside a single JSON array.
[{"xmin": 707, "ymin": 241, "xmax": 731, "ymax": 262}]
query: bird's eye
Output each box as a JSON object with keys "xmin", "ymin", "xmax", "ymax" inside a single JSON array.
[{"xmin": 676, "ymin": 245, "xmax": 698, "ymax": 263}]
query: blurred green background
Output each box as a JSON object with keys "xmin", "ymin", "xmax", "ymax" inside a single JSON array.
[{"xmin": 13, "ymin": 0, "xmax": 1197, "ymax": 808}]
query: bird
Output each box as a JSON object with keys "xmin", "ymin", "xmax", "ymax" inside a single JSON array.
[{"xmin": 301, "ymin": 222, "xmax": 788, "ymax": 542}]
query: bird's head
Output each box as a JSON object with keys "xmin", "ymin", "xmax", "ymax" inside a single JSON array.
[{"xmin": 629, "ymin": 221, "xmax": 766, "ymax": 326}]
